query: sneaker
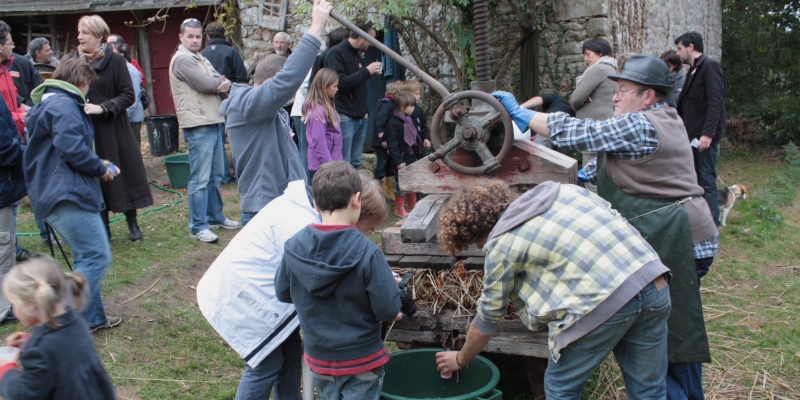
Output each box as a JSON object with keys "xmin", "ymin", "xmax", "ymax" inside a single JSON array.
[
  {"xmin": 208, "ymin": 218, "xmax": 241, "ymax": 230},
  {"xmin": 91, "ymin": 315, "xmax": 122, "ymax": 333},
  {"xmin": 190, "ymin": 229, "xmax": 219, "ymax": 243}
]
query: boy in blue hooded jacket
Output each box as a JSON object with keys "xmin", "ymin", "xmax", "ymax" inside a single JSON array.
[{"xmin": 276, "ymin": 160, "xmax": 402, "ymax": 400}]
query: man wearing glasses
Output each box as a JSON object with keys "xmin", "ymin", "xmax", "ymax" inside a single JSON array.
[
  {"xmin": 170, "ymin": 18, "xmax": 239, "ymax": 244},
  {"xmin": 492, "ymin": 54, "xmax": 718, "ymax": 400}
]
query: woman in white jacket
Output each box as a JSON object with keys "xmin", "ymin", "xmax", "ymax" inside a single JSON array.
[{"xmin": 196, "ymin": 172, "xmax": 389, "ymax": 400}]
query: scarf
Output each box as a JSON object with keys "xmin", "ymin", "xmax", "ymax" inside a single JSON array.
[
  {"xmin": 394, "ymin": 111, "xmax": 421, "ymax": 154},
  {"xmin": 77, "ymin": 46, "xmax": 106, "ymax": 64},
  {"xmin": 575, "ymin": 56, "xmax": 618, "ymax": 86}
]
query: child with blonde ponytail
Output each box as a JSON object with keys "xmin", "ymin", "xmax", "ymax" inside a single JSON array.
[{"xmin": 0, "ymin": 258, "xmax": 115, "ymax": 399}]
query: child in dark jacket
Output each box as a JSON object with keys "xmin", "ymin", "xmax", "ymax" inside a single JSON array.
[
  {"xmin": 371, "ymin": 81, "xmax": 405, "ymax": 201},
  {"xmin": 386, "ymin": 91, "xmax": 428, "ymax": 217},
  {"xmin": 0, "ymin": 258, "xmax": 115, "ymax": 399},
  {"xmin": 276, "ymin": 161, "xmax": 402, "ymax": 400}
]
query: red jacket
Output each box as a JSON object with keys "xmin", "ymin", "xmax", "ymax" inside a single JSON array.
[{"xmin": 0, "ymin": 59, "xmax": 26, "ymax": 137}]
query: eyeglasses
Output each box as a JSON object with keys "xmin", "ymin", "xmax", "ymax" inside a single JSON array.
[
  {"xmin": 181, "ymin": 18, "xmax": 201, "ymax": 28},
  {"xmin": 613, "ymin": 89, "xmax": 646, "ymax": 97}
]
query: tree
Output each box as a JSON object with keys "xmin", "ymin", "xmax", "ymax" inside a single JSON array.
[{"xmin": 723, "ymin": 0, "xmax": 800, "ymax": 144}]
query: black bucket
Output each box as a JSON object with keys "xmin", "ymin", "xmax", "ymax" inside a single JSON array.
[{"xmin": 145, "ymin": 115, "xmax": 179, "ymax": 156}]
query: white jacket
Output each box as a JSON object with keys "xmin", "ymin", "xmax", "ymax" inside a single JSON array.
[
  {"xmin": 289, "ymin": 70, "xmax": 311, "ymax": 117},
  {"xmin": 197, "ymin": 180, "xmax": 319, "ymax": 368}
]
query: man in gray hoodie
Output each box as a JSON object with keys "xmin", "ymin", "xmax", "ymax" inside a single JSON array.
[{"xmin": 221, "ymin": 0, "xmax": 331, "ymax": 227}]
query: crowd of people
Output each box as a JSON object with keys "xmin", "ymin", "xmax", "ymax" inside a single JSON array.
[{"xmin": 0, "ymin": 0, "xmax": 726, "ymax": 396}]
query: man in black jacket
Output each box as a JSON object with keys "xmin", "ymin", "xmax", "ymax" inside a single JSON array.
[
  {"xmin": 675, "ymin": 31, "xmax": 726, "ymax": 227},
  {"xmin": 201, "ymin": 22, "xmax": 248, "ymax": 85},
  {"xmin": 325, "ymin": 21, "xmax": 382, "ymax": 170}
]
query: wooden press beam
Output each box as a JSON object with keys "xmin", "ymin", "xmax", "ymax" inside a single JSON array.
[{"xmin": 400, "ymin": 194, "xmax": 449, "ymax": 243}]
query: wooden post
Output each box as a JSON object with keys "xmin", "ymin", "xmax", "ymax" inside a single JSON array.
[{"xmin": 135, "ymin": 11, "xmax": 156, "ymax": 115}]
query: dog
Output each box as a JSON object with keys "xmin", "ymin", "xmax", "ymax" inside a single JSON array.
[{"xmin": 718, "ymin": 184, "xmax": 747, "ymax": 227}]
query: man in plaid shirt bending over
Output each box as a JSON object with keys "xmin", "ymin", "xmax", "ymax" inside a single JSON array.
[
  {"xmin": 491, "ymin": 54, "xmax": 718, "ymax": 400},
  {"xmin": 435, "ymin": 180, "xmax": 671, "ymax": 399}
]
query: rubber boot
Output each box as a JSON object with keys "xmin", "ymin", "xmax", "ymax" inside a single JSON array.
[
  {"xmin": 383, "ymin": 177, "xmax": 396, "ymax": 201},
  {"xmin": 100, "ymin": 209, "xmax": 111, "ymax": 240},
  {"xmin": 405, "ymin": 192, "xmax": 417, "ymax": 212},
  {"xmin": 394, "ymin": 194, "xmax": 408, "ymax": 218},
  {"xmin": 125, "ymin": 209, "xmax": 142, "ymax": 242}
]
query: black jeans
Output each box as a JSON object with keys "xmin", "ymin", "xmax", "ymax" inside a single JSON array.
[{"xmin": 693, "ymin": 141, "xmax": 719, "ymax": 226}]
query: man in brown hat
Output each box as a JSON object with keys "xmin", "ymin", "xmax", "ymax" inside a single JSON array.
[{"xmin": 492, "ymin": 53, "xmax": 717, "ymax": 399}]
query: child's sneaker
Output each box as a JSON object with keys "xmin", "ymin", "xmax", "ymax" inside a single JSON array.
[
  {"xmin": 191, "ymin": 229, "xmax": 219, "ymax": 243},
  {"xmin": 208, "ymin": 218, "xmax": 241, "ymax": 230}
]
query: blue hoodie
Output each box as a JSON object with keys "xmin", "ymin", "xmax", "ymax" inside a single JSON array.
[
  {"xmin": 276, "ymin": 225, "xmax": 401, "ymax": 361},
  {"xmin": 24, "ymin": 82, "xmax": 107, "ymax": 219}
]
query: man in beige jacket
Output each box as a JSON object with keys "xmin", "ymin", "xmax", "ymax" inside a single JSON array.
[{"xmin": 170, "ymin": 18, "xmax": 240, "ymax": 243}]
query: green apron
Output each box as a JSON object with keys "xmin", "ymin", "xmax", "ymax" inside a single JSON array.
[{"xmin": 597, "ymin": 154, "xmax": 710, "ymax": 363}]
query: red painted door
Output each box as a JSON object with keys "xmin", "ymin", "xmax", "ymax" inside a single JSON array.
[{"xmin": 147, "ymin": 7, "xmax": 214, "ymax": 115}]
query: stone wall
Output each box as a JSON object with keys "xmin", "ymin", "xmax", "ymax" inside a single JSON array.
[{"xmin": 236, "ymin": 0, "xmax": 722, "ymax": 99}]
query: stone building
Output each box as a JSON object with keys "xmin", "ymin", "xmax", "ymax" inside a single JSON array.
[{"xmin": 237, "ymin": 0, "xmax": 722, "ymax": 103}]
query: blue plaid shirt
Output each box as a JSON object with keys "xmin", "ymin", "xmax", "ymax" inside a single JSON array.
[{"xmin": 546, "ymin": 102, "xmax": 717, "ymax": 259}]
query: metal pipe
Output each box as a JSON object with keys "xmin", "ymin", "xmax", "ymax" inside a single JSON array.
[{"xmin": 324, "ymin": 9, "xmax": 452, "ymax": 98}]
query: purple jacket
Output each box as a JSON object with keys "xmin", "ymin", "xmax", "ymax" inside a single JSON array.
[{"xmin": 305, "ymin": 104, "xmax": 343, "ymax": 170}]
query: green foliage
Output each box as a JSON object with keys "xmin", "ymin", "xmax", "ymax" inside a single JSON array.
[{"xmin": 723, "ymin": 0, "xmax": 800, "ymax": 145}]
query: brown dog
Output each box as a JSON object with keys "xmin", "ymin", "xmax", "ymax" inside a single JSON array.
[{"xmin": 717, "ymin": 184, "xmax": 747, "ymax": 227}]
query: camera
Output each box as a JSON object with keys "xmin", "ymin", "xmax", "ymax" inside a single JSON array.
[{"xmin": 398, "ymin": 270, "xmax": 417, "ymax": 317}]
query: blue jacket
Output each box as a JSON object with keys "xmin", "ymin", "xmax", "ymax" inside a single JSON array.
[
  {"xmin": 0, "ymin": 98, "xmax": 25, "ymax": 208},
  {"xmin": 24, "ymin": 83, "xmax": 107, "ymax": 219},
  {"xmin": 0, "ymin": 309, "xmax": 116, "ymax": 400},
  {"xmin": 276, "ymin": 225, "xmax": 401, "ymax": 361}
]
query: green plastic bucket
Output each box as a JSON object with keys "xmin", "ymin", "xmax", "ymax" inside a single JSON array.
[
  {"xmin": 163, "ymin": 153, "xmax": 190, "ymax": 189},
  {"xmin": 381, "ymin": 348, "xmax": 502, "ymax": 400}
]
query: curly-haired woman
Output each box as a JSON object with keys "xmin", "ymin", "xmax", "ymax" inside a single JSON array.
[{"xmin": 434, "ymin": 180, "xmax": 672, "ymax": 400}]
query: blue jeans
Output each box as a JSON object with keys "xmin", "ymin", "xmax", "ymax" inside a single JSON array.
[
  {"xmin": 292, "ymin": 116, "xmax": 309, "ymax": 182},
  {"xmin": 222, "ymin": 129, "xmax": 234, "ymax": 184},
  {"xmin": 44, "ymin": 201, "xmax": 111, "ymax": 327},
  {"xmin": 240, "ymin": 212, "xmax": 257, "ymax": 227},
  {"xmin": 235, "ymin": 328, "xmax": 303, "ymax": 400},
  {"xmin": 339, "ymin": 114, "xmax": 368, "ymax": 170},
  {"xmin": 545, "ymin": 279, "xmax": 671, "ymax": 400},
  {"xmin": 667, "ymin": 362, "xmax": 705, "ymax": 400},
  {"xmin": 312, "ymin": 366, "xmax": 384, "ymax": 400},
  {"xmin": 693, "ymin": 141, "xmax": 719, "ymax": 226},
  {"xmin": 184, "ymin": 123, "xmax": 227, "ymax": 235}
]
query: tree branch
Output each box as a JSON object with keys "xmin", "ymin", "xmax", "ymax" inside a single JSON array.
[{"xmin": 401, "ymin": 15, "xmax": 464, "ymax": 91}]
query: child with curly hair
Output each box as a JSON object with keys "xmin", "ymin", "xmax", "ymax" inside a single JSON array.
[
  {"xmin": 0, "ymin": 257, "xmax": 115, "ymax": 399},
  {"xmin": 434, "ymin": 180, "xmax": 672, "ymax": 399}
]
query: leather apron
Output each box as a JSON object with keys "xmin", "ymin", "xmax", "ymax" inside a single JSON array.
[{"xmin": 597, "ymin": 154, "xmax": 710, "ymax": 363}]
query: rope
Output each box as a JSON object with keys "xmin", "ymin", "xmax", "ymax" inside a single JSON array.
[
  {"xmin": 625, "ymin": 197, "xmax": 694, "ymax": 222},
  {"xmin": 15, "ymin": 180, "xmax": 185, "ymax": 237}
]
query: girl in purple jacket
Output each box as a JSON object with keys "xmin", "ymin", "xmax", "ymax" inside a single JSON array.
[{"xmin": 302, "ymin": 68, "xmax": 343, "ymax": 181}]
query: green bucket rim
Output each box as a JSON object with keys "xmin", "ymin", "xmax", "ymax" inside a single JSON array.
[
  {"xmin": 381, "ymin": 348, "xmax": 500, "ymax": 400},
  {"xmin": 162, "ymin": 153, "xmax": 189, "ymax": 164}
]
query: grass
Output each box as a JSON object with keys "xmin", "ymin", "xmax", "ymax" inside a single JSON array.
[{"xmin": 9, "ymin": 145, "xmax": 800, "ymax": 399}]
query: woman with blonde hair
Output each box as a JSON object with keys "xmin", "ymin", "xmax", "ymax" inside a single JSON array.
[
  {"xmin": 0, "ymin": 258, "xmax": 115, "ymax": 398},
  {"xmin": 74, "ymin": 15, "xmax": 153, "ymax": 242},
  {"xmin": 302, "ymin": 68, "xmax": 343, "ymax": 181}
]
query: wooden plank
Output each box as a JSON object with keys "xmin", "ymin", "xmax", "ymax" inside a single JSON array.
[
  {"xmin": 398, "ymin": 255, "xmax": 432, "ymax": 269},
  {"xmin": 385, "ymin": 330, "xmax": 548, "ymax": 358},
  {"xmin": 384, "ymin": 254, "xmax": 403, "ymax": 267},
  {"xmin": 398, "ymin": 141, "xmax": 577, "ymax": 194},
  {"xmin": 400, "ymin": 195, "xmax": 449, "ymax": 243},
  {"xmin": 382, "ymin": 226, "xmax": 484, "ymax": 257},
  {"xmin": 428, "ymin": 256, "xmax": 457, "ymax": 269},
  {"xmin": 392, "ymin": 308, "xmax": 530, "ymax": 334},
  {"xmin": 464, "ymin": 256, "xmax": 486, "ymax": 270}
]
